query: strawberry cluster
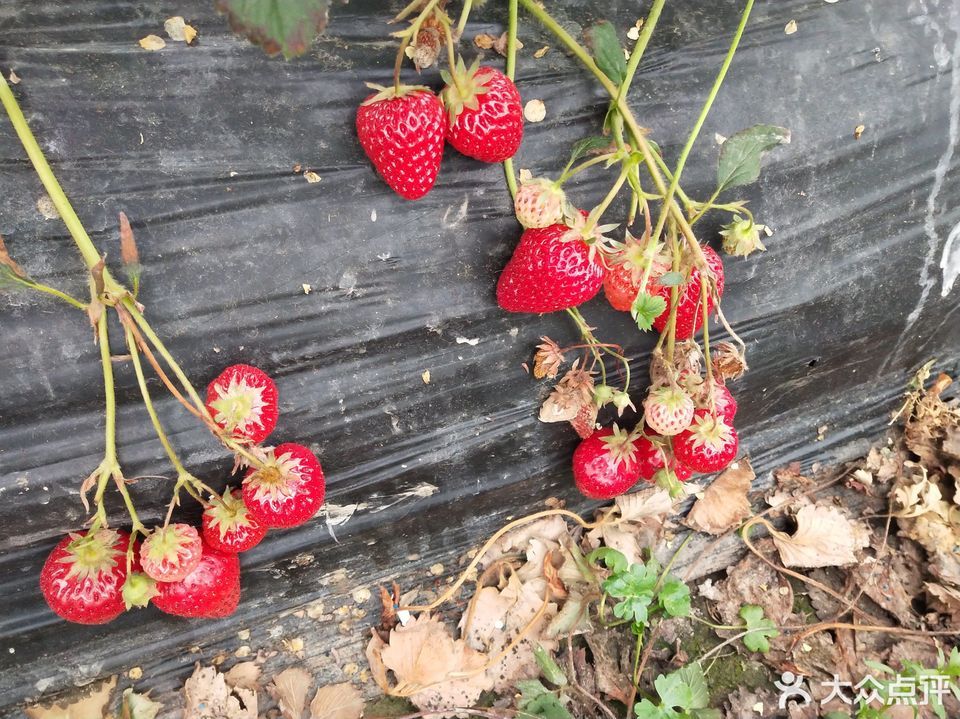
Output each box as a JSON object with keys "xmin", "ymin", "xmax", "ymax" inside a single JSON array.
[{"xmin": 40, "ymin": 364, "xmax": 326, "ymax": 624}]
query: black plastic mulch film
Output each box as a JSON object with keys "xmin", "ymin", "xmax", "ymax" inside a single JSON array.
[{"xmin": 0, "ymin": 0, "xmax": 957, "ymax": 713}]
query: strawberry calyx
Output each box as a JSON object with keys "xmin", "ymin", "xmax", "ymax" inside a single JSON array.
[
  {"xmin": 654, "ymin": 467, "xmax": 686, "ymax": 498},
  {"xmin": 246, "ymin": 449, "xmax": 303, "ymax": 504},
  {"xmin": 440, "ymin": 56, "xmax": 490, "ymax": 124},
  {"xmin": 360, "ymin": 82, "xmax": 433, "ymax": 106},
  {"xmin": 57, "ymin": 529, "xmax": 122, "ymax": 582},
  {"xmin": 122, "ymin": 572, "xmax": 157, "ymax": 609},
  {"xmin": 206, "ymin": 488, "xmax": 257, "ymax": 540},
  {"xmin": 599, "ymin": 423, "xmax": 641, "ymax": 469},
  {"xmin": 688, "ymin": 412, "xmax": 735, "ymax": 453},
  {"xmin": 209, "ymin": 376, "xmax": 269, "ymax": 434}
]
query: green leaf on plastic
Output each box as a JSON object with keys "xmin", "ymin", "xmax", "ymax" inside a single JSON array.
[
  {"xmin": 215, "ymin": 0, "xmax": 331, "ymax": 59},
  {"xmin": 586, "ymin": 21, "xmax": 627, "ymax": 85},
  {"xmin": 658, "ymin": 575, "xmax": 691, "ymax": 618},
  {"xmin": 587, "ymin": 547, "xmax": 628, "ymax": 574},
  {"xmin": 631, "ymin": 292, "xmax": 667, "ymax": 331},
  {"xmin": 739, "ymin": 604, "xmax": 779, "ymax": 653},
  {"xmin": 654, "ymin": 663, "xmax": 710, "ymax": 712},
  {"xmin": 534, "ymin": 644, "xmax": 567, "ymax": 686},
  {"xmin": 656, "ymin": 271, "xmax": 685, "ymax": 287},
  {"xmin": 716, "ymin": 124, "xmax": 790, "ymax": 194}
]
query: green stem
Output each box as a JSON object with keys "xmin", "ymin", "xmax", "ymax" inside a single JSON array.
[
  {"xmin": 583, "ymin": 164, "xmax": 630, "ymax": 235},
  {"xmin": 124, "ymin": 326, "xmax": 188, "ymax": 475},
  {"xmin": 690, "ymin": 615, "xmax": 743, "ymax": 632},
  {"xmin": 455, "ymin": 0, "xmax": 474, "ymax": 36},
  {"xmin": 689, "ymin": 187, "xmax": 722, "ymax": 224},
  {"xmin": 566, "ymin": 306, "xmax": 606, "ymax": 385},
  {"xmin": 13, "ymin": 277, "xmax": 86, "ymax": 310},
  {"xmin": 557, "ymin": 152, "xmax": 619, "ymax": 185},
  {"xmin": 654, "ymin": 532, "xmax": 694, "ymax": 592},
  {"xmin": 647, "ymin": 0, "xmax": 756, "ymax": 249},
  {"xmin": 502, "ymin": 0, "xmax": 519, "ymax": 199},
  {"xmin": 97, "ymin": 314, "xmax": 118, "ymax": 469},
  {"xmin": 114, "ymin": 474, "xmax": 145, "ymax": 533},
  {"xmin": 616, "ymin": 0, "xmax": 667, "ymax": 102},
  {"xmin": 392, "ymin": 0, "xmax": 442, "ymax": 90},
  {"xmin": 625, "ymin": 631, "xmax": 645, "ymax": 719},
  {"xmin": 701, "ymin": 277, "xmax": 715, "ymax": 407},
  {"xmin": 665, "ymin": 224, "xmax": 681, "ymax": 363}
]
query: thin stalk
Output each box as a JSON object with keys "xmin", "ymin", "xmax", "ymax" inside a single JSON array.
[
  {"xmin": 113, "ymin": 474, "xmax": 145, "ymax": 534},
  {"xmin": 392, "ymin": 0, "xmax": 442, "ymax": 90},
  {"xmin": 12, "ymin": 278, "xmax": 87, "ymax": 310},
  {"xmin": 557, "ymin": 152, "xmax": 619, "ymax": 185},
  {"xmin": 502, "ymin": 0, "xmax": 519, "ymax": 199},
  {"xmin": 566, "ymin": 306, "xmax": 606, "ymax": 384},
  {"xmin": 701, "ymin": 278, "xmax": 715, "ymax": 410},
  {"xmin": 455, "ymin": 0, "xmax": 474, "ymax": 36},
  {"xmin": 625, "ymin": 631, "xmax": 645, "ymax": 719},
  {"xmin": 665, "ymin": 223, "xmax": 681, "ymax": 363},
  {"xmin": 583, "ymin": 165, "xmax": 630, "ymax": 235},
  {"xmin": 653, "ymin": 532, "xmax": 694, "ymax": 592},
  {"xmin": 616, "ymin": 0, "xmax": 667, "ymax": 103}
]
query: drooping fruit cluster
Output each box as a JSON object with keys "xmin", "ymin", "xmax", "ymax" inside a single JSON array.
[
  {"xmin": 357, "ymin": 58, "xmax": 523, "ymax": 200},
  {"xmin": 40, "ymin": 364, "xmax": 325, "ymax": 624}
]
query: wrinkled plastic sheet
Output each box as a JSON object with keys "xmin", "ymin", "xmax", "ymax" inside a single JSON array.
[{"xmin": 0, "ymin": 0, "xmax": 958, "ymax": 713}]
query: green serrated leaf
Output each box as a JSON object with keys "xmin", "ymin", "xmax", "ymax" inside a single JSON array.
[
  {"xmin": 216, "ymin": 0, "xmax": 330, "ymax": 59},
  {"xmin": 631, "ymin": 292, "xmax": 667, "ymax": 331},
  {"xmin": 655, "ymin": 663, "xmax": 709, "ymax": 712},
  {"xmin": 534, "ymin": 644, "xmax": 567, "ymax": 686},
  {"xmin": 517, "ymin": 685, "xmax": 574, "ymax": 719},
  {"xmin": 634, "ymin": 699, "xmax": 669, "ymax": 719},
  {"xmin": 565, "ymin": 135, "xmax": 612, "ymax": 172},
  {"xmin": 739, "ymin": 605, "xmax": 779, "ymax": 653},
  {"xmin": 657, "ymin": 271, "xmax": 685, "ymax": 287},
  {"xmin": 658, "ymin": 576, "xmax": 691, "ymax": 618},
  {"xmin": 516, "ymin": 679, "xmax": 551, "ymax": 702},
  {"xmin": 690, "ymin": 710, "xmax": 723, "ymax": 719},
  {"xmin": 716, "ymin": 124, "xmax": 790, "ymax": 194},
  {"xmin": 588, "ymin": 547, "xmax": 628, "ymax": 574},
  {"xmin": 586, "ymin": 21, "xmax": 627, "ymax": 85}
]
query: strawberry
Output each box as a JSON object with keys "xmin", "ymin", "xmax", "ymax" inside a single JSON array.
[
  {"xmin": 496, "ymin": 217, "xmax": 608, "ymax": 313},
  {"xmin": 202, "ymin": 488, "xmax": 267, "ymax": 553},
  {"xmin": 441, "ymin": 59, "xmax": 522, "ymax": 163},
  {"xmin": 206, "ymin": 364, "xmax": 279, "ymax": 445},
  {"xmin": 652, "ymin": 245, "xmax": 725, "ymax": 338},
  {"xmin": 572, "ymin": 425, "xmax": 642, "ymax": 499},
  {"xmin": 152, "ymin": 544, "xmax": 241, "ymax": 619},
  {"xmin": 603, "ymin": 234, "xmax": 670, "ymax": 312},
  {"xmin": 673, "ymin": 409, "xmax": 739, "ymax": 473},
  {"xmin": 514, "ymin": 178, "xmax": 566, "ymax": 229},
  {"xmin": 697, "ymin": 380, "xmax": 737, "ymax": 423},
  {"xmin": 642, "ymin": 386, "xmax": 695, "ymax": 436},
  {"xmin": 634, "ymin": 430, "xmax": 693, "ymax": 483},
  {"xmin": 40, "ymin": 529, "xmax": 132, "ymax": 625},
  {"xmin": 139, "ymin": 523, "xmax": 203, "ymax": 583},
  {"xmin": 356, "ymin": 84, "xmax": 446, "ymax": 200},
  {"xmin": 243, "ymin": 443, "xmax": 325, "ymax": 528}
]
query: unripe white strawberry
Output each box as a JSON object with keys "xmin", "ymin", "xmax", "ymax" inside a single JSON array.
[
  {"xmin": 514, "ymin": 178, "xmax": 566, "ymax": 229},
  {"xmin": 642, "ymin": 386, "xmax": 695, "ymax": 436}
]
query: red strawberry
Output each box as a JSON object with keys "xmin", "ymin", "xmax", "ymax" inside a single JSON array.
[
  {"xmin": 243, "ymin": 443, "xmax": 325, "ymax": 528},
  {"xmin": 572, "ymin": 425, "xmax": 642, "ymax": 499},
  {"xmin": 356, "ymin": 84, "xmax": 446, "ymax": 200},
  {"xmin": 442, "ymin": 59, "xmax": 522, "ymax": 162},
  {"xmin": 202, "ymin": 488, "xmax": 267, "ymax": 553},
  {"xmin": 635, "ymin": 429, "xmax": 694, "ymax": 483},
  {"xmin": 642, "ymin": 386, "xmax": 695, "ymax": 436},
  {"xmin": 697, "ymin": 380, "xmax": 737, "ymax": 423},
  {"xmin": 603, "ymin": 264, "xmax": 643, "ymax": 312},
  {"xmin": 652, "ymin": 245, "xmax": 725, "ymax": 338},
  {"xmin": 496, "ymin": 220, "xmax": 607, "ymax": 313},
  {"xmin": 40, "ymin": 529, "xmax": 131, "ymax": 625},
  {"xmin": 152, "ymin": 544, "xmax": 241, "ymax": 619},
  {"xmin": 206, "ymin": 364, "xmax": 279, "ymax": 445},
  {"xmin": 673, "ymin": 409, "xmax": 739, "ymax": 473},
  {"xmin": 603, "ymin": 235, "xmax": 670, "ymax": 312},
  {"xmin": 139, "ymin": 523, "xmax": 203, "ymax": 583}
]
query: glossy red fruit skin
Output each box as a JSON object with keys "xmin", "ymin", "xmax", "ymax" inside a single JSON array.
[
  {"xmin": 152, "ymin": 545, "xmax": 240, "ymax": 619},
  {"xmin": 204, "ymin": 581, "xmax": 241, "ymax": 619},
  {"xmin": 40, "ymin": 530, "xmax": 132, "ymax": 625},
  {"xmin": 446, "ymin": 67, "xmax": 522, "ymax": 163},
  {"xmin": 702, "ymin": 381, "xmax": 738, "ymax": 423},
  {"xmin": 202, "ymin": 489, "xmax": 268, "ymax": 553},
  {"xmin": 205, "ymin": 364, "xmax": 279, "ymax": 444},
  {"xmin": 635, "ymin": 430, "xmax": 694, "ymax": 482},
  {"xmin": 356, "ymin": 90, "xmax": 446, "ymax": 200},
  {"xmin": 673, "ymin": 409, "xmax": 739, "ymax": 473},
  {"xmin": 652, "ymin": 245, "xmax": 725, "ymax": 338},
  {"xmin": 243, "ymin": 443, "xmax": 326, "ymax": 528},
  {"xmin": 572, "ymin": 428, "xmax": 641, "ymax": 500},
  {"xmin": 603, "ymin": 264, "xmax": 642, "ymax": 312},
  {"xmin": 497, "ymin": 223, "xmax": 606, "ymax": 313}
]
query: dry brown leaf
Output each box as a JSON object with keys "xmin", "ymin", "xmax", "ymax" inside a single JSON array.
[
  {"xmin": 164, "ymin": 16, "xmax": 198, "ymax": 43},
  {"xmin": 309, "ymin": 683, "xmax": 363, "ymax": 719},
  {"xmin": 0, "ymin": 233, "xmax": 27, "ymax": 278},
  {"xmin": 583, "ymin": 487, "xmax": 674, "ymax": 567},
  {"xmin": 473, "ymin": 33, "xmax": 496, "ymax": 50},
  {"xmin": 138, "ymin": 35, "xmax": 166, "ymax": 51},
  {"xmin": 712, "ymin": 544, "xmax": 794, "ymax": 628},
  {"xmin": 118, "ymin": 211, "xmax": 139, "ymax": 267},
  {"xmin": 303, "ymin": 171, "xmax": 321, "ymax": 183},
  {"xmin": 224, "ymin": 661, "xmax": 261, "ymax": 690},
  {"xmin": 926, "ymin": 582, "xmax": 960, "ymax": 625},
  {"xmin": 584, "ymin": 631, "xmax": 631, "ymax": 704},
  {"xmin": 852, "ymin": 556, "xmax": 918, "ymax": 627},
  {"xmin": 25, "ymin": 676, "xmax": 116, "ymax": 719},
  {"xmin": 270, "ymin": 666, "xmax": 312, "ymax": 719},
  {"xmin": 368, "ymin": 613, "xmax": 492, "ymax": 717},
  {"xmin": 771, "ymin": 504, "xmax": 869, "ymax": 568},
  {"xmin": 614, "ymin": 487, "xmax": 674, "ymax": 522},
  {"xmin": 184, "ymin": 665, "xmax": 257, "ymax": 719},
  {"xmin": 685, "ymin": 457, "xmax": 754, "ymax": 534}
]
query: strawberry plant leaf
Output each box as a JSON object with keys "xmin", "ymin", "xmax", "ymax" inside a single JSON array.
[
  {"xmin": 716, "ymin": 124, "xmax": 790, "ymax": 194},
  {"xmin": 633, "ymin": 699, "xmax": 669, "ymax": 719},
  {"xmin": 516, "ymin": 680, "xmax": 574, "ymax": 719},
  {"xmin": 657, "ymin": 575, "xmax": 691, "ymax": 617},
  {"xmin": 586, "ymin": 21, "xmax": 627, "ymax": 86},
  {"xmin": 657, "ymin": 271, "xmax": 685, "ymax": 287},
  {"xmin": 563, "ymin": 135, "xmax": 612, "ymax": 173},
  {"xmin": 631, "ymin": 292, "xmax": 667, "ymax": 331},
  {"xmin": 654, "ymin": 663, "xmax": 709, "ymax": 712},
  {"xmin": 739, "ymin": 604, "xmax": 779, "ymax": 653},
  {"xmin": 534, "ymin": 644, "xmax": 567, "ymax": 686},
  {"xmin": 587, "ymin": 546, "xmax": 628, "ymax": 574},
  {"xmin": 215, "ymin": 0, "xmax": 331, "ymax": 59}
]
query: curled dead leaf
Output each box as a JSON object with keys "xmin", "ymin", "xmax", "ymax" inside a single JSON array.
[
  {"xmin": 309, "ymin": 683, "xmax": 363, "ymax": 719},
  {"xmin": 771, "ymin": 504, "xmax": 869, "ymax": 568},
  {"xmin": 685, "ymin": 457, "xmax": 754, "ymax": 535},
  {"xmin": 269, "ymin": 666, "xmax": 312, "ymax": 719},
  {"xmin": 26, "ymin": 676, "xmax": 117, "ymax": 719},
  {"xmin": 184, "ymin": 665, "xmax": 257, "ymax": 719}
]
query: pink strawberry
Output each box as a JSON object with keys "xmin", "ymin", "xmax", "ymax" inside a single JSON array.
[
  {"xmin": 152, "ymin": 544, "xmax": 241, "ymax": 619},
  {"xmin": 572, "ymin": 425, "xmax": 642, "ymax": 499},
  {"xmin": 206, "ymin": 364, "xmax": 279, "ymax": 445},
  {"xmin": 673, "ymin": 409, "xmax": 739, "ymax": 473},
  {"xmin": 202, "ymin": 488, "xmax": 267, "ymax": 553},
  {"xmin": 442, "ymin": 59, "xmax": 522, "ymax": 162},
  {"xmin": 697, "ymin": 380, "xmax": 737, "ymax": 423},
  {"xmin": 243, "ymin": 443, "xmax": 325, "ymax": 528},
  {"xmin": 139, "ymin": 523, "xmax": 203, "ymax": 583},
  {"xmin": 642, "ymin": 386, "xmax": 695, "ymax": 436},
  {"xmin": 603, "ymin": 235, "xmax": 670, "ymax": 312},
  {"xmin": 514, "ymin": 178, "xmax": 566, "ymax": 229},
  {"xmin": 40, "ymin": 529, "xmax": 131, "ymax": 625},
  {"xmin": 652, "ymin": 245, "xmax": 725, "ymax": 338},
  {"xmin": 496, "ymin": 219, "xmax": 607, "ymax": 313},
  {"xmin": 356, "ymin": 84, "xmax": 446, "ymax": 200}
]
